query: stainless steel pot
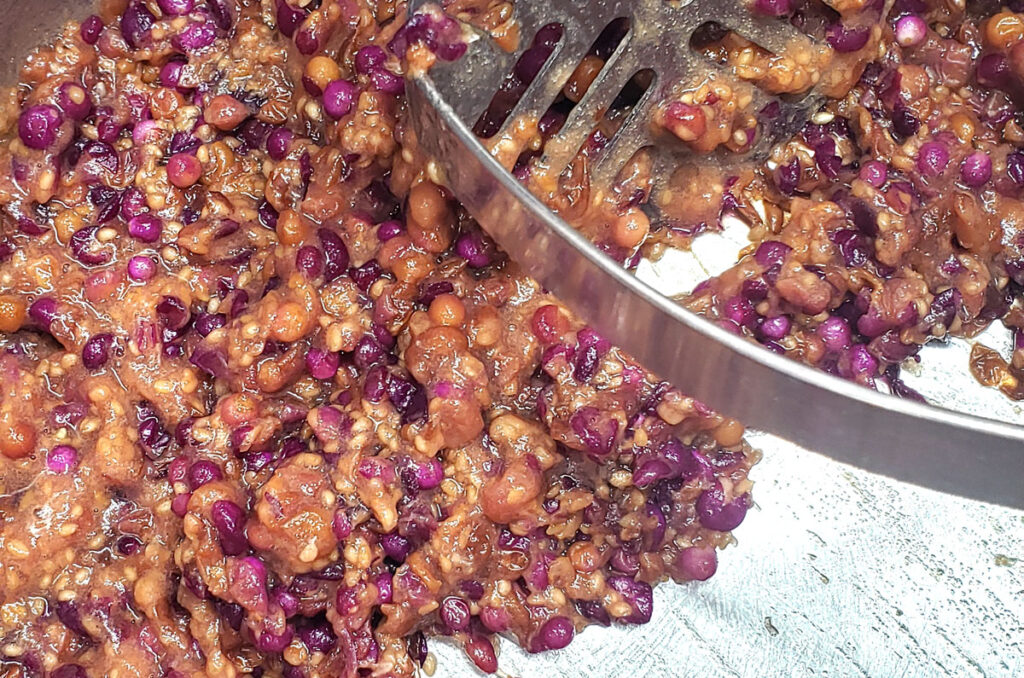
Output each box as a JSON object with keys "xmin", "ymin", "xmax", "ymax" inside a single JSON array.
[
  {"xmin": 0, "ymin": 0, "xmax": 78, "ymax": 84},
  {"xmin": 1, "ymin": 5, "xmax": 1021, "ymax": 678}
]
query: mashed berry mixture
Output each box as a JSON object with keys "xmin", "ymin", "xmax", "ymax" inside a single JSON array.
[
  {"xmin": 678, "ymin": 2, "xmax": 1024, "ymax": 398},
  {"xmin": 0, "ymin": 0, "xmax": 756, "ymax": 676},
  {"xmin": 6, "ymin": 0, "xmax": 1023, "ymax": 674}
]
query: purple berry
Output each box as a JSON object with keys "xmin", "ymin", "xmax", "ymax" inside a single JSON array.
[
  {"xmin": 917, "ymin": 141, "xmax": 949, "ymax": 177},
  {"xmin": 355, "ymin": 45, "xmax": 387, "ymax": 74},
  {"xmin": 46, "ymin": 445, "xmax": 79, "ymax": 473},
  {"xmin": 128, "ymin": 255, "xmax": 158, "ymax": 281},
  {"xmin": 80, "ymin": 15, "xmax": 104, "ymax": 44},
  {"xmin": 322, "ymin": 79, "xmax": 357, "ymax": 119},
  {"xmin": 82, "ymin": 333, "xmax": 114, "ymax": 369},
  {"xmin": 158, "ymin": 0, "xmax": 196, "ymax": 16},
  {"xmin": 960, "ymin": 151, "xmax": 992, "ymax": 187},
  {"xmin": 128, "ymin": 214, "xmax": 163, "ymax": 243},
  {"xmin": 18, "ymin": 105, "xmax": 61, "ymax": 150},
  {"xmin": 895, "ymin": 14, "xmax": 927, "ymax": 48}
]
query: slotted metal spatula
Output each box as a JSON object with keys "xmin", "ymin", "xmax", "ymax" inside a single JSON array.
[
  {"xmin": 419, "ymin": 0, "xmax": 832, "ymax": 192},
  {"xmin": 405, "ymin": 0, "xmax": 1024, "ymax": 509}
]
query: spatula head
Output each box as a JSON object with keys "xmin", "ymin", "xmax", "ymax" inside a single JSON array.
[{"xmin": 414, "ymin": 0, "xmax": 835, "ymax": 192}]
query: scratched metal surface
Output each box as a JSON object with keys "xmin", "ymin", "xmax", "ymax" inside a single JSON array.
[
  {"xmin": 428, "ymin": 222, "xmax": 1024, "ymax": 678},
  {"xmin": 428, "ymin": 436, "xmax": 1024, "ymax": 678}
]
